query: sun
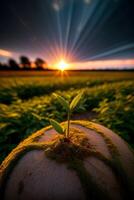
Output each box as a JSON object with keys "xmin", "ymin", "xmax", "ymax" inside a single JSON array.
[{"xmin": 57, "ymin": 60, "xmax": 68, "ymax": 71}]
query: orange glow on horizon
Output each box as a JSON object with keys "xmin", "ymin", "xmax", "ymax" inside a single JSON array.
[
  {"xmin": 29, "ymin": 58, "xmax": 134, "ymax": 70},
  {"xmin": 68, "ymin": 59, "xmax": 134, "ymax": 70}
]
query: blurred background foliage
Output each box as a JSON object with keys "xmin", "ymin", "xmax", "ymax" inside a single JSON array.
[{"xmin": 0, "ymin": 74, "xmax": 134, "ymax": 163}]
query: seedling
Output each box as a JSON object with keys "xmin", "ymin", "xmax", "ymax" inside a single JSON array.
[{"xmin": 50, "ymin": 91, "xmax": 83, "ymax": 139}]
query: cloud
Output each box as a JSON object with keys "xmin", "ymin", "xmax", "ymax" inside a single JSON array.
[
  {"xmin": 52, "ymin": 0, "xmax": 63, "ymax": 11},
  {"xmin": 0, "ymin": 49, "xmax": 12, "ymax": 57},
  {"xmin": 52, "ymin": 0, "xmax": 92, "ymax": 11},
  {"xmin": 83, "ymin": 0, "xmax": 92, "ymax": 5}
]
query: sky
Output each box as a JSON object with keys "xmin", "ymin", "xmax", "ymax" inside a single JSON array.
[{"xmin": 0, "ymin": 0, "xmax": 134, "ymax": 69}]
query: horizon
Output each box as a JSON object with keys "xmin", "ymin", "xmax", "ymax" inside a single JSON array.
[{"xmin": 0, "ymin": 54, "xmax": 134, "ymax": 70}]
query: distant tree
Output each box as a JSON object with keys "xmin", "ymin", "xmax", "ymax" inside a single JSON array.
[
  {"xmin": 35, "ymin": 58, "xmax": 47, "ymax": 70},
  {"xmin": 20, "ymin": 56, "xmax": 31, "ymax": 70},
  {"xmin": 8, "ymin": 59, "xmax": 20, "ymax": 70},
  {"xmin": 0, "ymin": 62, "xmax": 2, "ymax": 70},
  {"xmin": 0, "ymin": 63, "xmax": 9, "ymax": 70}
]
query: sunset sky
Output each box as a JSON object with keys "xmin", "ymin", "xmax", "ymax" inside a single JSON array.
[{"xmin": 0, "ymin": 0, "xmax": 134, "ymax": 69}]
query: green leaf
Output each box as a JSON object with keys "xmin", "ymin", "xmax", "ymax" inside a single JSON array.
[
  {"xmin": 53, "ymin": 93, "xmax": 69, "ymax": 111},
  {"xmin": 70, "ymin": 91, "xmax": 84, "ymax": 111},
  {"xmin": 50, "ymin": 119, "xmax": 64, "ymax": 134}
]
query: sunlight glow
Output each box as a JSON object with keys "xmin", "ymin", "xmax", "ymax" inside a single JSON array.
[{"xmin": 57, "ymin": 59, "xmax": 68, "ymax": 71}]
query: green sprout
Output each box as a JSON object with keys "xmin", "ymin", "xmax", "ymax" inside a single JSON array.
[{"xmin": 50, "ymin": 91, "xmax": 83, "ymax": 139}]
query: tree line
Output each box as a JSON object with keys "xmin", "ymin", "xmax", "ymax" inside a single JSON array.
[{"xmin": 0, "ymin": 56, "xmax": 48, "ymax": 71}]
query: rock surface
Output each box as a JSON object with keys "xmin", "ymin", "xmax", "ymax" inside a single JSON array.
[{"xmin": 0, "ymin": 120, "xmax": 134, "ymax": 200}]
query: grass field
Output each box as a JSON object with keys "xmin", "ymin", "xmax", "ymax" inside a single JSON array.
[{"xmin": 0, "ymin": 71, "xmax": 134, "ymax": 163}]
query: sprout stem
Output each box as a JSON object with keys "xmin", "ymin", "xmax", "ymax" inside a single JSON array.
[{"xmin": 67, "ymin": 110, "xmax": 70, "ymax": 138}]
